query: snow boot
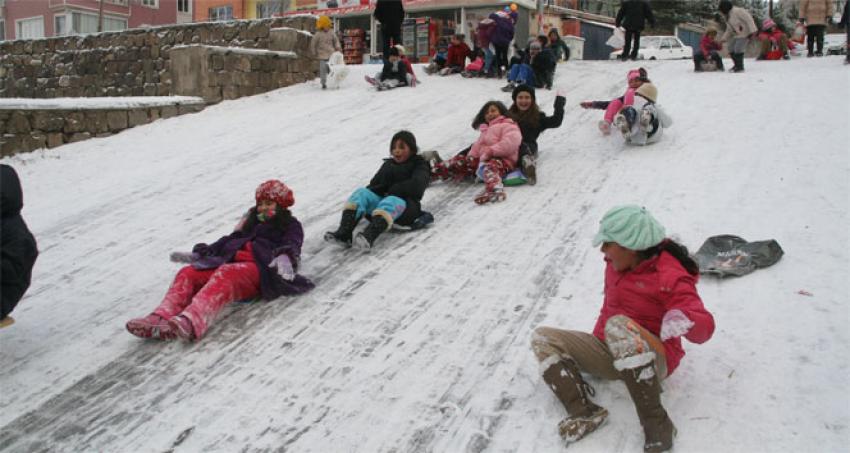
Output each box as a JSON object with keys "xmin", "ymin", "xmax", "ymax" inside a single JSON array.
[
  {"xmin": 521, "ymin": 154, "xmax": 537, "ymax": 185},
  {"xmin": 729, "ymin": 53, "xmax": 745, "ymax": 72},
  {"xmin": 324, "ymin": 209, "xmax": 358, "ymax": 247},
  {"xmin": 0, "ymin": 316, "xmax": 15, "ymax": 329},
  {"xmin": 621, "ymin": 362, "xmax": 676, "ymax": 453},
  {"xmin": 474, "ymin": 187, "xmax": 506, "ymax": 204},
  {"xmin": 613, "ymin": 113, "xmax": 630, "ymax": 136},
  {"xmin": 541, "ymin": 356, "xmax": 609, "ymax": 444},
  {"xmin": 168, "ymin": 314, "xmax": 196, "ymax": 341},
  {"xmin": 126, "ymin": 313, "xmax": 175, "ymax": 340},
  {"xmin": 598, "ymin": 120, "xmax": 612, "ymax": 135},
  {"xmin": 354, "ymin": 215, "xmax": 389, "ymax": 250}
]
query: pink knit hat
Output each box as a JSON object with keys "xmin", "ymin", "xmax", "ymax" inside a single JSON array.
[
  {"xmin": 627, "ymin": 69, "xmax": 642, "ymax": 81},
  {"xmin": 762, "ymin": 18, "xmax": 776, "ymax": 30}
]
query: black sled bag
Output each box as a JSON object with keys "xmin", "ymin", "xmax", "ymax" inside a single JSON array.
[{"xmin": 694, "ymin": 235, "xmax": 784, "ymax": 277}]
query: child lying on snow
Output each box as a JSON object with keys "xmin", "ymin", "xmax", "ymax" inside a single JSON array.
[
  {"xmin": 126, "ymin": 180, "xmax": 314, "ymax": 341},
  {"xmin": 612, "ymin": 82, "xmax": 672, "ymax": 146},
  {"xmin": 580, "ymin": 68, "xmax": 648, "ymax": 135}
]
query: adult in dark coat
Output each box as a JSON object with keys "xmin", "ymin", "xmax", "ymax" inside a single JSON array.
[
  {"xmin": 615, "ymin": 0, "xmax": 656, "ymax": 61},
  {"xmin": 1, "ymin": 164, "xmax": 39, "ymax": 324},
  {"xmin": 374, "ymin": 0, "xmax": 405, "ymax": 62},
  {"xmin": 489, "ymin": 11, "xmax": 518, "ymax": 76}
]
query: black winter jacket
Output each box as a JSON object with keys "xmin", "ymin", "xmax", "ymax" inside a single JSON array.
[
  {"xmin": 374, "ymin": 0, "xmax": 405, "ymax": 31},
  {"xmin": 380, "ymin": 60, "xmax": 408, "ymax": 85},
  {"xmin": 1, "ymin": 164, "xmax": 38, "ymax": 318},
  {"xmin": 367, "ymin": 155, "xmax": 430, "ymax": 225},
  {"xmin": 517, "ymin": 95, "xmax": 566, "ymax": 149},
  {"xmin": 615, "ymin": 0, "xmax": 656, "ymax": 31}
]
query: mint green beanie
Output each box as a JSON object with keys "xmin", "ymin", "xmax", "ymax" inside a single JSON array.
[{"xmin": 592, "ymin": 205, "xmax": 666, "ymax": 251}]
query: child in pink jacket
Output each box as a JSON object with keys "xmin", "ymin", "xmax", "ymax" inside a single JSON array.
[
  {"xmin": 580, "ymin": 68, "xmax": 648, "ymax": 135},
  {"xmin": 431, "ymin": 100, "xmax": 522, "ymax": 204},
  {"xmin": 531, "ymin": 205, "xmax": 714, "ymax": 452}
]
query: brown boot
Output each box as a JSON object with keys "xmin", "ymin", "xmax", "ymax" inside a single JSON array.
[
  {"xmin": 541, "ymin": 356, "xmax": 609, "ymax": 444},
  {"xmin": 620, "ymin": 362, "xmax": 676, "ymax": 453}
]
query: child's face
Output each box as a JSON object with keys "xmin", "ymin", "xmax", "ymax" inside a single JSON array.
[
  {"xmin": 451, "ymin": 36, "xmax": 460, "ymax": 45},
  {"xmin": 389, "ymin": 55, "xmax": 399, "ymax": 63},
  {"xmin": 628, "ymin": 78, "xmax": 643, "ymax": 89},
  {"xmin": 484, "ymin": 105, "xmax": 501, "ymax": 123},
  {"xmin": 256, "ymin": 199, "xmax": 277, "ymax": 222},
  {"xmin": 515, "ymin": 92, "xmax": 534, "ymax": 111},
  {"xmin": 391, "ymin": 139, "xmax": 412, "ymax": 163}
]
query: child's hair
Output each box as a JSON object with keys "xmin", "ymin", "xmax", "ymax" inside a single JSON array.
[
  {"xmin": 388, "ymin": 47, "xmax": 400, "ymax": 57},
  {"xmin": 239, "ymin": 205, "xmax": 293, "ymax": 233},
  {"xmin": 390, "ymin": 130, "xmax": 418, "ymax": 155},
  {"xmin": 472, "ymin": 100, "xmax": 509, "ymax": 129},
  {"xmin": 537, "ymin": 35, "xmax": 549, "ymax": 47},
  {"xmin": 637, "ymin": 239, "xmax": 700, "ymax": 276},
  {"xmin": 453, "ymin": 33, "xmax": 465, "ymax": 41}
]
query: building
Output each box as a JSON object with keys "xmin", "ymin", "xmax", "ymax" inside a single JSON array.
[{"xmin": 1, "ymin": 0, "xmax": 192, "ymax": 41}]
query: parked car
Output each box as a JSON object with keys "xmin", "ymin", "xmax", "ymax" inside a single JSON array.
[
  {"xmin": 824, "ymin": 33, "xmax": 847, "ymax": 55},
  {"xmin": 610, "ymin": 36, "xmax": 694, "ymax": 60}
]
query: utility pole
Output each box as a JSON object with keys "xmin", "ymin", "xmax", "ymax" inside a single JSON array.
[
  {"xmin": 769, "ymin": 0, "xmax": 773, "ymax": 17},
  {"xmin": 97, "ymin": 0, "xmax": 104, "ymax": 32}
]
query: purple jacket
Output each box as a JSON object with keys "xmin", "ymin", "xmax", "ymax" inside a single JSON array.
[
  {"xmin": 477, "ymin": 19, "xmax": 495, "ymax": 48},
  {"xmin": 488, "ymin": 12, "xmax": 517, "ymax": 46},
  {"xmin": 191, "ymin": 217, "xmax": 314, "ymax": 299}
]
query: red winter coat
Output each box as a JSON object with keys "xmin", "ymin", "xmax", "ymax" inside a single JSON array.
[
  {"xmin": 700, "ymin": 35, "xmax": 723, "ymax": 56},
  {"xmin": 468, "ymin": 115, "xmax": 522, "ymax": 168},
  {"xmin": 447, "ymin": 42, "xmax": 471, "ymax": 67},
  {"xmin": 592, "ymin": 250, "xmax": 715, "ymax": 376}
]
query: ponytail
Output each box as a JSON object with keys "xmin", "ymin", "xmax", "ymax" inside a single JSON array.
[{"xmin": 637, "ymin": 239, "xmax": 700, "ymax": 276}]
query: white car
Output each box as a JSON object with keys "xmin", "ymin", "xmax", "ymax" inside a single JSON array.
[
  {"xmin": 610, "ymin": 36, "xmax": 694, "ymax": 60},
  {"xmin": 824, "ymin": 33, "xmax": 847, "ymax": 55}
]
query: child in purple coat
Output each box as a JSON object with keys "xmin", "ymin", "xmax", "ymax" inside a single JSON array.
[{"xmin": 126, "ymin": 180, "xmax": 313, "ymax": 341}]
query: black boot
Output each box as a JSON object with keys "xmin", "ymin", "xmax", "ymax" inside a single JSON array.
[
  {"xmin": 730, "ymin": 53, "xmax": 745, "ymax": 72},
  {"xmin": 324, "ymin": 209, "xmax": 358, "ymax": 247},
  {"xmin": 621, "ymin": 362, "xmax": 676, "ymax": 453},
  {"xmin": 354, "ymin": 215, "xmax": 389, "ymax": 250}
]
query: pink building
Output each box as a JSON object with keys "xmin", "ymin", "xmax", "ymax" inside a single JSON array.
[{"xmin": 1, "ymin": 0, "xmax": 194, "ymax": 41}]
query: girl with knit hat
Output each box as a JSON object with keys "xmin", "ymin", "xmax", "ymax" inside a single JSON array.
[
  {"xmin": 756, "ymin": 18, "xmax": 791, "ymax": 60},
  {"xmin": 580, "ymin": 68, "xmax": 648, "ymax": 135},
  {"xmin": 507, "ymin": 84, "xmax": 565, "ymax": 185},
  {"xmin": 310, "ymin": 16, "xmax": 341, "ymax": 90},
  {"xmin": 531, "ymin": 205, "xmax": 715, "ymax": 453},
  {"xmin": 325, "ymin": 130, "xmax": 431, "ymax": 250},
  {"xmin": 126, "ymin": 180, "xmax": 314, "ymax": 341},
  {"xmin": 430, "ymin": 101, "xmax": 522, "ymax": 204},
  {"xmin": 612, "ymin": 82, "xmax": 671, "ymax": 146}
]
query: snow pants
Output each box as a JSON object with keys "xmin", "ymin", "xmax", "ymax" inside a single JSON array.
[
  {"xmin": 347, "ymin": 187, "xmax": 407, "ymax": 223},
  {"xmin": 319, "ymin": 59, "xmax": 330, "ymax": 86},
  {"xmin": 806, "ymin": 25, "xmax": 825, "ymax": 55},
  {"xmin": 603, "ymin": 96, "xmax": 625, "ymax": 124},
  {"xmin": 153, "ymin": 263, "xmax": 260, "ymax": 339},
  {"xmin": 531, "ymin": 316, "xmax": 668, "ymax": 381},
  {"xmin": 507, "ymin": 63, "xmax": 536, "ymax": 86},
  {"xmin": 432, "ymin": 155, "xmax": 510, "ymax": 192}
]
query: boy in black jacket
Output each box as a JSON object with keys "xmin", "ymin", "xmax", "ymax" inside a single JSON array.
[{"xmin": 325, "ymin": 131, "xmax": 431, "ymax": 250}]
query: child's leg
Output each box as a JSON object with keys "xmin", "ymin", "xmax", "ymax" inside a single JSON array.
[
  {"xmin": 484, "ymin": 48, "xmax": 494, "ymax": 73},
  {"xmin": 373, "ymin": 196, "xmax": 407, "ymax": 225},
  {"xmin": 319, "ymin": 59, "xmax": 329, "ymax": 86},
  {"xmin": 432, "ymin": 154, "xmax": 478, "ymax": 181},
  {"xmin": 481, "ymin": 158, "xmax": 510, "ymax": 192},
  {"xmin": 507, "ymin": 64, "xmax": 521, "ymax": 82},
  {"xmin": 152, "ymin": 265, "xmax": 215, "ymax": 320},
  {"xmin": 346, "ymin": 187, "xmax": 383, "ymax": 219},
  {"xmin": 180, "ymin": 262, "xmax": 261, "ymax": 339},
  {"xmin": 603, "ymin": 98, "xmax": 624, "ymax": 124}
]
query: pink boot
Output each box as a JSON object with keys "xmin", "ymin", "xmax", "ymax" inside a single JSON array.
[
  {"xmin": 168, "ymin": 315, "xmax": 196, "ymax": 341},
  {"xmin": 126, "ymin": 314, "xmax": 175, "ymax": 340}
]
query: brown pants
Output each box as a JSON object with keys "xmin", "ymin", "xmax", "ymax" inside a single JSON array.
[{"xmin": 531, "ymin": 316, "xmax": 668, "ymax": 381}]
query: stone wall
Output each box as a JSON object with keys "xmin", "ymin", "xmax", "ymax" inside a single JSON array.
[
  {"xmin": 0, "ymin": 17, "xmax": 317, "ymax": 99},
  {"xmin": 0, "ymin": 99, "xmax": 205, "ymax": 157}
]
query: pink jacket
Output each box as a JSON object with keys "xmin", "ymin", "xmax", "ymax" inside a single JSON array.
[
  {"xmin": 468, "ymin": 115, "xmax": 522, "ymax": 168},
  {"xmin": 592, "ymin": 250, "xmax": 715, "ymax": 376}
]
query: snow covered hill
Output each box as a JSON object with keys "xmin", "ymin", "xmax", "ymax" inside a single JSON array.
[{"xmin": 1, "ymin": 57, "xmax": 848, "ymax": 453}]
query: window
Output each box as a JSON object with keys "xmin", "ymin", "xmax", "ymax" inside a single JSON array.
[
  {"xmin": 16, "ymin": 16, "xmax": 45, "ymax": 39},
  {"xmin": 141, "ymin": 0, "xmax": 159, "ymax": 7},
  {"xmin": 0, "ymin": 21, "xmax": 5, "ymax": 41},
  {"xmin": 55, "ymin": 14, "xmax": 67, "ymax": 36},
  {"xmin": 108, "ymin": 0, "xmax": 128, "ymax": 5},
  {"xmin": 209, "ymin": 5, "xmax": 233, "ymax": 21},
  {"xmin": 178, "ymin": 0, "xmax": 190, "ymax": 13},
  {"xmin": 70, "ymin": 11, "xmax": 127, "ymax": 34}
]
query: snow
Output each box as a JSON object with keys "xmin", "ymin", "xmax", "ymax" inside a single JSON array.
[
  {"xmin": 0, "ymin": 96, "xmax": 205, "ymax": 110},
  {"xmin": 1, "ymin": 57, "xmax": 848, "ymax": 452},
  {"xmin": 172, "ymin": 44, "xmax": 298, "ymax": 59}
]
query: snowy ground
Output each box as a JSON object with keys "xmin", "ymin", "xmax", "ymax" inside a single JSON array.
[{"xmin": 1, "ymin": 57, "xmax": 848, "ymax": 453}]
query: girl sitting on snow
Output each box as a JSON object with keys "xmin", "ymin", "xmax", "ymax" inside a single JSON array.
[
  {"xmin": 325, "ymin": 130, "xmax": 431, "ymax": 250},
  {"xmin": 507, "ymin": 84, "xmax": 565, "ymax": 185},
  {"xmin": 430, "ymin": 100, "xmax": 522, "ymax": 204},
  {"xmin": 612, "ymin": 82, "xmax": 671, "ymax": 146},
  {"xmin": 580, "ymin": 68, "xmax": 648, "ymax": 135},
  {"xmin": 126, "ymin": 180, "xmax": 314, "ymax": 341},
  {"xmin": 531, "ymin": 205, "xmax": 715, "ymax": 452}
]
